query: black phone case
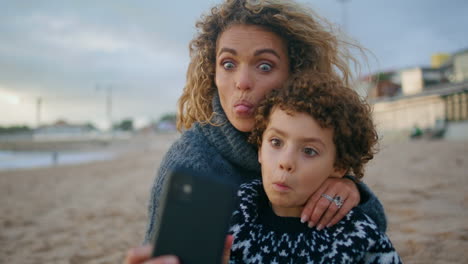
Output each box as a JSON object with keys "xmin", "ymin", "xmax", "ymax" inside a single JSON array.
[{"xmin": 152, "ymin": 166, "xmax": 237, "ymax": 264}]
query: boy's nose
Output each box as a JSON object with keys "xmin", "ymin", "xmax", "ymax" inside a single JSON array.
[
  {"xmin": 279, "ymin": 162, "xmax": 293, "ymax": 172},
  {"xmin": 279, "ymin": 152, "xmax": 295, "ymax": 172}
]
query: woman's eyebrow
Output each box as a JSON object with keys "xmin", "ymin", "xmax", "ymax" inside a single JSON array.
[
  {"xmin": 217, "ymin": 47, "xmax": 237, "ymax": 57},
  {"xmin": 254, "ymin": 49, "xmax": 281, "ymax": 59},
  {"xmin": 217, "ymin": 47, "xmax": 281, "ymax": 59}
]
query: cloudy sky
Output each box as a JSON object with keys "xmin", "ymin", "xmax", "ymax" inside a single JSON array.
[{"xmin": 0, "ymin": 0, "xmax": 467, "ymax": 129}]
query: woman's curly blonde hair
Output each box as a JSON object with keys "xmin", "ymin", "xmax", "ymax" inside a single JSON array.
[
  {"xmin": 249, "ymin": 76, "xmax": 379, "ymax": 180},
  {"xmin": 177, "ymin": 0, "xmax": 363, "ymax": 131}
]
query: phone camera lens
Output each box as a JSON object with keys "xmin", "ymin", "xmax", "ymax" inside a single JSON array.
[{"xmin": 182, "ymin": 184, "xmax": 192, "ymax": 194}]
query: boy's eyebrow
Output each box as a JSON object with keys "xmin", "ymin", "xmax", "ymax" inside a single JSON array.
[
  {"xmin": 217, "ymin": 47, "xmax": 281, "ymax": 59},
  {"xmin": 301, "ymin": 137, "xmax": 326, "ymax": 148},
  {"xmin": 266, "ymin": 127, "xmax": 287, "ymax": 137},
  {"xmin": 266, "ymin": 127, "xmax": 326, "ymax": 148}
]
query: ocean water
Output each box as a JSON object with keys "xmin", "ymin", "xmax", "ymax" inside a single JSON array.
[{"xmin": 0, "ymin": 150, "xmax": 116, "ymax": 171}]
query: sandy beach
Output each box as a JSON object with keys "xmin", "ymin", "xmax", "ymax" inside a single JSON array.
[{"xmin": 1, "ymin": 133, "xmax": 467, "ymax": 263}]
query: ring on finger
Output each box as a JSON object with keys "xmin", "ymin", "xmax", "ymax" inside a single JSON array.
[
  {"xmin": 333, "ymin": 195, "xmax": 344, "ymax": 209},
  {"xmin": 321, "ymin": 194, "xmax": 334, "ymax": 203},
  {"xmin": 321, "ymin": 194, "xmax": 344, "ymax": 209}
]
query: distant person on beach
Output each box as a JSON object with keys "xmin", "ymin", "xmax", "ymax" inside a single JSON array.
[
  {"xmin": 125, "ymin": 0, "xmax": 387, "ymax": 263},
  {"xmin": 227, "ymin": 76, "xmax": 401, "ymax": 263}
]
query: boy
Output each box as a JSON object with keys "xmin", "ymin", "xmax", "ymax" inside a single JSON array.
[{"xmin": 229, "ymin": 76, "xmax": 401, "ymax": 263}]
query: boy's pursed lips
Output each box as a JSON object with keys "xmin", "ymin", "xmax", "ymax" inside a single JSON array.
[{"xmin": 272, "ymin": 181, "xmax": 292, "ymax": 192}]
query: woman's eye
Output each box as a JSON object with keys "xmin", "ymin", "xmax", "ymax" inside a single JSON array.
[
  {"xmin": 222, "ymin": 61, "xmax": 235, "ymax": 70},
  {"xmin": 303, "ymin": 147, "xmax": 318, "ymax": 157},
  {"xmin": 258, "ymin": 63, "xmax": 272, "ymax": 72},
  {"xmin": 270, "ymin": 138, "xmax": 281, "ymax": 147}
]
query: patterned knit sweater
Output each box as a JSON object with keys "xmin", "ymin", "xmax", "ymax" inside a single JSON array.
[
  {"xmin": 144, "ymin": 93, "xmax": 387, "ymax": 244},
  {"xmin": 229, "ymin": 179, "xmax": 402, "ymax": 264}
]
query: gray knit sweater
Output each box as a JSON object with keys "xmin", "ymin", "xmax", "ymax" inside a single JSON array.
[{"xmin": 144, "ymin": 93, "xmax": 387, "ymax": 244}]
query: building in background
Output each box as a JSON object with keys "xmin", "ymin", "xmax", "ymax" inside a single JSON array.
[
  {"xmin": 34, "ymin": 120, "xmax": 98, "ymax": 141},
  {"xmin": 452, "ymin": 49, "xmax": 468, "ymax": 83},
  {"xmin": 354, "ymin": 48, "xmax": 468, "ymax": 139},
  {"xmin": 354, "ymin": 71, "xmax": 401, "ymax": 99},
  {"xmin": 400, "ymin": 67, "xmax": 448, "ymax": 95},
  {"xmin": 431, "ymin": 53, "xmax": 451, "ymax": 68},
  {"xmin": 371, "ymin": 81, "xmax": 468, "ymax": 132}
]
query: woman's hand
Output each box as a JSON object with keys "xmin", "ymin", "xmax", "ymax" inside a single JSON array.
[
  {"xmin": 222, "ymin": 235, "xmax": 234, "ymax": 264},
  {"xmin": 301, "ymin": 177, "xmax": 360, "ymax": 230},
  {"xmin": 124, "ymin": 245, "xmax": 179, "ymax": 264},
  {"xmin": 124, "ymin": 236, "xmax": 233, "ymax": 264}
]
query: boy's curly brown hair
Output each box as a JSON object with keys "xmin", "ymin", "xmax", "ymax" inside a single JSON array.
[{"xmin": 249, "ymin": 76, "xmax": 379, "ymax": 180}]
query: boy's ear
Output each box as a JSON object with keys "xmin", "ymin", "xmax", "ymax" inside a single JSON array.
[{"xmin": 331, "ymin": 167, "xmax": 347, "ymax": 178}]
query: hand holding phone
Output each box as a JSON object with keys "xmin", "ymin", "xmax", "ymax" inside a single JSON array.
[{"xmin": 151, "ymin": 166, "xmax": 237, "ymax": 264}]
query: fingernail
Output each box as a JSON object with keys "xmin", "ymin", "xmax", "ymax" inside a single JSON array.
[
  {"xmin": 326, "ymin": 224, "xmax": 331, "ymax": 228},
  {"xmin": 308, "ymin": 221, "xmax": 315, "ymax": 228},
  {"xmin": 316, "ymin": 224, "xmax": 324, "ymax": 231},
  {"xmin": 132, "ymin": 246, "xmax": 150, "ymax": 257},
  {"xmin": 162, "ymin": 256, "xmax": 179, "ymax": 264},
  {"xmin": 300, "ymin": 215, "xmax": 307, "ymax": 223}
]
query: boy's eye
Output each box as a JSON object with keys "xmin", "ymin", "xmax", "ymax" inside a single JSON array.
[
  {"xmin": 258, "ymin": 63, "xmax": 272, "ymax": 72},
  {"xmin": 303, "ymin": 147, "xmax": 318, "ymax": 157},
  {"xmin": 222, "ymin": 61, "xmax": 235, "ymax": 70},
  {"xmin": 270, "ymin": 138, "xmax": 282, "ymax": 147}
]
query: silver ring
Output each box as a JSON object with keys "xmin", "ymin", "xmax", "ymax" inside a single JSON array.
[
  {"xmin": 333, "ymin": 196, "xmax": 344, "ymax": 209},
  {"xmin": 321, "ymin": 194, "xmax": 334, "ymax": 202},
  {"xmin": 321, "ymin": 194, "xmax": 344, "ymax": 209}
]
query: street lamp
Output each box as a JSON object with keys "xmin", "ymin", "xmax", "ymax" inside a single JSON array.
[
  {"xmin": 95, "ymin": 84, "xmax": 113, "ymax": 131},
  {"xmin": 36, "ymin": 97, "xmax": 42, "ymax": 128}
]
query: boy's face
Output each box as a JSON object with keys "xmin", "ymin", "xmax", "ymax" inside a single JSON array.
[{"xmin": 259, "ymin": 108, "xmax": 346, "ymax": 217}]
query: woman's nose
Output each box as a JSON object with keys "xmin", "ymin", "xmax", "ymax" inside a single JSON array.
[{"xmin": 235, "ymin": 66, "xmax": 252, "ymax": 91}]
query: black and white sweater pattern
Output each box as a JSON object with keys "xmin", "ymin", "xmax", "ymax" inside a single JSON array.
[{"xmin": 229, "ymin": 179, "xmax": 402, "ymax": 264}]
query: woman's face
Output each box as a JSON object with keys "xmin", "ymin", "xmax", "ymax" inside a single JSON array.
[{"xmin": 215, "ymin": 24, "xmax": 290, "ymax": 132}]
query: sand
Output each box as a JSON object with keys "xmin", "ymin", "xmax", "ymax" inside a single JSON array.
[{"xmin": 1, "ymin": 134, "xmax": 467, "ymax": 263}]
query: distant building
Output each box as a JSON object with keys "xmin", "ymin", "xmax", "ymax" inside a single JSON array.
[
  {"xmin": 351, "ymin": 48, "xmax": 468, "ymax": 138},
  {"xmin": 354, "ymin": 71, "xmax": 401, "ymax": 99},
  {"xmin": 431, "ymin": 53, "xmax": 450, "ymax": 68},
  {"xmin": 401, "ymin": 67, "xmax": 448, "ymax": 95},
  {"xmin": 34, "ymin": 120, "xmax": 98, "ymax": 140},
  {"xmin": 372, "ymin": 81, "xmax": 468, "ymax": 132},
  {"xmin": 453, "ymin": 49, "xmax": 468, "ymax": 83}
]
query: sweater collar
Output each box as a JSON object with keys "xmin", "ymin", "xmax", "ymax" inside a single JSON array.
[
  {"xmin": 196, "ymin": 92, "xmax": 260, "ymax": 173},
  {"xmin": 245, "ymin": 180, "xmax": 310, "ymax": 233}
]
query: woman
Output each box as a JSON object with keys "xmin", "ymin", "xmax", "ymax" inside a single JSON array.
[{"xmin": 125, "ymin": 0, "xmax": 386, "ymax": 263}]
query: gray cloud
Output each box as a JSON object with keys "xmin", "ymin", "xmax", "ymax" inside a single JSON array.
[{"xmin": 1, "ymin": 0, "xmax": 467, "ymax": 128}]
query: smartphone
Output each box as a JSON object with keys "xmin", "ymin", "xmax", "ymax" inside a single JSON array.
[{"xmin": 151, "ymin": 166, "xmax": 237, "ymax": 263}]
